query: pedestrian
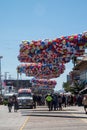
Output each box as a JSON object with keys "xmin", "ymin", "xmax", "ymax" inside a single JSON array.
[
  {"xmin": 7, "ymin": 97, "xmax": 13, "ymax": 112},
  {"xmin": 62, "ymin": 94, "xmax": 66, "ymax": 107},
  {"xmin": 82, "ymin": 94, "xmax": 87, "ymax": 114},
  {"xmin": 13, "ymin": 98, "xmax": 19, "ymax": 112},
  {"xmin": 58, "ymin": 95, "xmax": 62, "ymax": 110},
  {"xmin": 51, "ymin": 93, "xmax": 58, "ymax": 111},
  {"xmin": 45, "ymin": 93, "xmax": 53, "ymax": 111},
  {"xmin": 33, "ymin": 94, "xmax": 37, "ymax": 108},
  {"xmin": 77, "ymin": 94, "xmax": 83, "ymax": 106}
]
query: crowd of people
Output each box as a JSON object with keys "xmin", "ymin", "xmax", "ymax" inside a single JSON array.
[
  {"xmin": 0, "ymin": 92, "xmax": 87, "ymax": 114},
  {"xmin": 33, "ymin": 93, "xmax": 87, "ymax": 114},
  {"xmin": 45, "ymin": 93, "xmax": 76, "ymax": 111}
]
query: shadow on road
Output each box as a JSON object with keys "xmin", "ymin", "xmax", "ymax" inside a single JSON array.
[{"xmin": 21, "ymin": 109, "xmax": 87, "ymax": 119}]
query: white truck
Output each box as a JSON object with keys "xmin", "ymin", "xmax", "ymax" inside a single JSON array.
[{"xmin": 17, "ymin": 88, "xmax": 34, "ymax": 109}]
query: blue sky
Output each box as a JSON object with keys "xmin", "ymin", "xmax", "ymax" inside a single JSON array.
[{"xmin": 0, "ymin": 0, "xmax": 87, "ymax": 90}]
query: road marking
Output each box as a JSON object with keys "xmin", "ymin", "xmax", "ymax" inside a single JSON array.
[{"xmin": 20, "ymin": 116, "xmax": 30, "ymax": 130}]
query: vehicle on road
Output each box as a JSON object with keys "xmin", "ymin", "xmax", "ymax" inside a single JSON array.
[{"xmin": 17, "ymin": 88, "xmax": 34, "ymax": 109}]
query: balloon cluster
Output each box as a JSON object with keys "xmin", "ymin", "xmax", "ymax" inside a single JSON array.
[
  {"xmin": 17, "ymin": 63, "xmax": 65, "ymax": 79},
  {"xmin": 31, "ymin": 78, "xmax": 57, "ymax": 88},
  {"xmin": 17, "ymin": 32, "xmax": 87, "ymax": 88},
  {"xmin": 18, "ymin": 32, "xmax": 87, "ymax": 64}
]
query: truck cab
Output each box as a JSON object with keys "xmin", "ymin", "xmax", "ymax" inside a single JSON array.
[{"xmin": 17, "ymin": 88, "xmax": 33, "ymax": 109}]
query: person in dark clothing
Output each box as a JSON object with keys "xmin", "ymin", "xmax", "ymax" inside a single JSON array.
[
  {"xmin": 77, "ymin": 95, "xmax": 83, "ymax": 106},
  {"xmin": 62, "ymin": 95, "xmax": 66, "ymax": 107},
  {"xmin": 58, "ymin": 95, "xmax": 62, "ymax": 110},
  {"xmin": 51, "ymin": 94, "xmax": 58, "ymax": 110},
  {"xmin": 13, "ymin": 98, "xmax": 19, "ymax": 112},
  {"xmin": 33, "ymin": 94, "xmax": 37, "ymax": 108},
  {"xmin": 8, "ymin": 97, "xmax": 13, "ymax": 112}
]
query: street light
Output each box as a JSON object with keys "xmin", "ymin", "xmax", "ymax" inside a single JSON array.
[{"xmin": 0, "ymin": 56, "xmax": 3, "ymax": 95}]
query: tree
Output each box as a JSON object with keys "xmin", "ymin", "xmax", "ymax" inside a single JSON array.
[
  {"xmin": 63, "ymin": 82, "xmax": 71, "ymax": 92},
  {"xmin": 63, "ymin": 79, "xmax": 86, "ymax": 95}
]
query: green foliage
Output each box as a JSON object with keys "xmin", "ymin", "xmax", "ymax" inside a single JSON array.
[
  {"xmin": 63, "ymin": 82, "xmax": 71, "ymax": 92},
  {"xmin": 63, "ymin": 80, "xmax": 85, "ymax": 95},
  {"xmin": 3, "ymin": 99, "xmax": 8, "ymax": 106}
]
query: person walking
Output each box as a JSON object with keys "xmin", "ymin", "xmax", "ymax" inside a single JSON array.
[
  {"xmin": 62, "ymin": 94, "xmax": 66, "ymax": 107},
  {"xmin": 13, "ymin": 98, "xmax": 19, "ymax": 112},
  {"xmin": 58, "ymin": 95, "xmax": 62, "ymax": 111},
  {"xmin": 82, "ymin": 94, "xmax": 87, "ymax": 114},
  {"xmin": 45, "ymin": 93, "xmax": 53, "ymax": 111},
  {"xmin": 33, "ymin": 94, "xmax": 37, "ymax": 108},
  {"xmin": 51, "ymin": 93, "xmax": 58, "ymax": 111},
  {"xmin": 7, "ymin": 97, "xmax": 13, "ymax": 112}
]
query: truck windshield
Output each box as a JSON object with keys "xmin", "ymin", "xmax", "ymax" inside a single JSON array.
[{"xmin": 18, "ymin": 93, "xmax": 32, "ymax": 97}]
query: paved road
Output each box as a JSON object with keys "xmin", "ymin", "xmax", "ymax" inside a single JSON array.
[
  {"xmin": 0, "ymin": 105, "xmax": 87, "ymax": 130},
  {"xmin": 0, "ymin": 105, "xmax": 27, "ymax": 130},
  {"xmin": 21, "ymin": 106, "xmax": 87, "ymax": 130}
]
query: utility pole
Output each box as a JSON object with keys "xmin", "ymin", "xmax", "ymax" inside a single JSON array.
[
  {"xmin": 4, "ymin": 72, "xmax": 9, "ymax": 80},
  {"xmin": 0, "ymin": 56, "xmax": 3, "ymax": 95},
  {"xmin": 8, "ymin": 74, "xmax": 11, "ymax": 79},
  {"xmin": 17, "ymin": 71, "xmax": 19, "ymax": 90}
]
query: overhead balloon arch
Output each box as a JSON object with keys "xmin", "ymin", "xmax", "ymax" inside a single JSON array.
[
  {"xmin": 17, "ymin": 63, "xmax": 65, "ymax": 79},
  {"xmin": 17, "ymin": 32, "xmax": 87, "ymax": 90}
]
